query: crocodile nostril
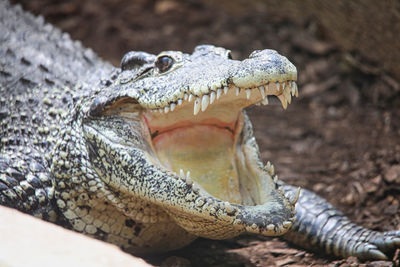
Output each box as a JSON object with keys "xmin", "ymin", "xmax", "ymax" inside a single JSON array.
[{"xmin": 249, "ymin": 49, "xmax": 278, "ymax": 59}]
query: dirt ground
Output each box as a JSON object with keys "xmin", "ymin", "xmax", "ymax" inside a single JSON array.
[{"xmin": 13, "ymin": 0, "xmax": 400, "ymax": 266}]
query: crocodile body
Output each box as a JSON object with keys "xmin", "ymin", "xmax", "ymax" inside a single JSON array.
[{"xmin": 1, "ymin": 1, "xmax": 399, "ymax": 260}]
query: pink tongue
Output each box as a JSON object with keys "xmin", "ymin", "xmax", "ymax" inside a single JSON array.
[{"xmin": 153, "ymin": 125, "xmax": 242, "ymax": 204}]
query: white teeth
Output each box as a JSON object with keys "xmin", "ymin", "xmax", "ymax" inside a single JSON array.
[
  {"xmin": 283, "ymin": 221, "xmax": 292, "ymax": 228},
  {"xmin": 201, "ymin": 94, "xmax": 209, "ymax": 112},
  {"xmin": 267, "ymin": 224, "xmax": 275, "ymax": 231},
  {"xmin": 180, "ymin": 169, "xmax": 184, "ymax": 177},
  {"xmin": 283, "ymin": 87, "xmax": 291, "ymax": 104},
  {"xmin": 289, "ymin": 187, "xmax": 301, "ymax": 205},
  {"xmin": 287, "ymin": 81, "xmax": 292, "ymax": 91},
  {"xmin": 210, "ymin": 91, "xmax": 216, "ymax": 104},
  {"xmin": 186, "ymin": 171, "xmax": 193, "ymax": 185},
  {"xmin": 277, "ymin": 94, "xmax": 288, "ymax": 109},
  {"xmin": 246, "ymin": 89, "xmax": 251, "ymax": 99},
  {"xmin": 265, "ymin": 161, "xmax": 275, "ymax": 176},
  {"xmin": 290, "ymin": 82, "xmax": 295, "ymax": 96},
  {"xmin": 262, "ymin": 96, "xmax": 269, "ymax": 105},
  {"xmin": 273, "ymin": 175, "xmax": 278, "ymax": 183},
  {"xmin": 275, "ymin": 82, "xmax": 281, "ymax": 92},
  {"xmin": 266, "ymin": 161, "xmax": 271, "ymax": 170},
  {"xmin": 193, "ymin": 97, "xmax": 201, "ymax": 115},
  {"xmin": 153, "ymin": 81, "xmax": 297, "ymax": 117},
  {"xmin": 292, "ymin": 81, "xmax": 298, "ymax": 97},
  {"xmin": 216, "ymin": 88, "xmax": 222, "ymax": 99},
  {"xmin": 258, "ymin": 85, "xmax": 265, "ymax": 98}
]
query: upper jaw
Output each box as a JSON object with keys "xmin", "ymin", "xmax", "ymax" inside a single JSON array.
[
  {"xmin": 136, "ymin": 48, "xmax": 297, "ymax": 112},
  {"xmin": 147, "ymin": 79, "xmax": 298, "ymax": 117}
]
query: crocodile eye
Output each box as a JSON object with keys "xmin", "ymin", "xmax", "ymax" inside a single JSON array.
[{"xmin": 155, "ymin": 56, "xmax": 173, "ymax": 73}]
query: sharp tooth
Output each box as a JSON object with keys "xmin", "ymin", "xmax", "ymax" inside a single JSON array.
[
  {"xmin": 193, "ymin": 97, "xmax": 201, "ymax": 115},
  {"xmin": 273, "ymin": 175, "xmax": 278, "ymax": 183},
  {"xmin": 282, "ymin": 82, "xmax": 286, "ymax": 91},
  {"xmin": 283, "ymin": 88, "xmax": 291, "ymax": 104},
  {"xmin": 277, "ymin": 94, "xmax": 288, "ymax": 109},
  {"xmin": 223, "ymin": 86, "xmax": 228, "ymax": 95},
  {"xmin": 258, "ymin": 85, "xmax": 265, "ymax": 98},
  {"xmin": 177, "ymin": 99, "xmax": 183, "ymax": 105},
  {"xmin": 262, "ymin": 96, "xmax": 269, "ymax": 105},
  {"xmin": 179, "ymin": 169, "xmax": 184, "ymax": 177},
  {"xmin": 287, "ymin": 81, "xmax": 292, "ymax": 93},
  {"xmin": 283, "ymin": 221, "xmax": 292, "ymax": 228},
  {"xmin": 246, "ymin": 89, "xmax": 251, "ymax": 99},
  {"xmin": 235, "ymin": 87, "xmax": 240, "ymax": 96},
  {"xmin": 293, "ymin": 81, "xmax": 298, "ymax": 97},
  {"xmin": 164, "ymin": 106, "xmax": 169, "ymax": 113},
  {"xmin": 201, "ymin": 94, "xmax": 209, "ymax": 112},
  {"xmin": 290, "ymin": 81, "xmax": 295, "ymax": 96},
  {"xmin": 266, "ymin": 161, "xmax": 271, "ymax": 170},
  {"xmin": 275, "ymin": 82, "xmax": 281, "ymax": 92},
  {"xmin": 170, "ymin": 103, "xmax": 176, "ymax": 111},
  {"xmin": 267, "ymin": 224, "xmax": 275, "ymax": 231},
  {"xmin": 216, "ymin": 88, "xmax": 222, "ymax": 99},
  {"xmin": 186, "ymin": 171, "xmax": 193, "ymax": 185},
  {"xmin": 210, "ymin": 91, "xmax": 216, "ymax": 104},
  {"xmin": 183, "ymin": 93, "xmax": 188, "ymax": 101},
  {"xmin": 188, "ymin": 94, "xmax": 194, "ymax": 102},
  {"xmin": 290, "ymin": 187, "xmax": 301, "ymax": 205}
]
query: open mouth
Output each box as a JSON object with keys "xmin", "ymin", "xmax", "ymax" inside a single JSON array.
[
  {"xmin": 141, "ymin": 81, "xmax": 298, "ymax": 205},
  {"xmin": 86, "ymin": 47, "xmax": 301, "ymax": 240}
]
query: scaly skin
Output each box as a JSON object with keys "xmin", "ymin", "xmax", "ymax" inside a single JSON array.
[{"xmin": 0, "ymin": 1, "xmax": 399, "ymax": 260}]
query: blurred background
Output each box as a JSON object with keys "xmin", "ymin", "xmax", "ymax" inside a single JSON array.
[{"xmin": 13, "ymin": 0, "xmax": 400, "ymax": 265}]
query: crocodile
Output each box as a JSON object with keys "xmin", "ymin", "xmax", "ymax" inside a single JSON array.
[{"xmin": 1, "ymin": 1, "xmax": 399, "ymax": 261}]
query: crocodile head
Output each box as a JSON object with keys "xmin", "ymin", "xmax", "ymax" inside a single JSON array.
[{"xmin": 74, "ymin": 45, "xmax": 298, "ymax": 252}]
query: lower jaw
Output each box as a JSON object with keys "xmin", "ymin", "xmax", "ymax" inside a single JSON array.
[{"xmin": 152, "ymin": 124, "xmax": 243, "ymax": 204}]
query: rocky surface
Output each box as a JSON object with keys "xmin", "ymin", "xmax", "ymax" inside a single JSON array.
[{"xmin": 0, "ymin": 206, "xmax": 151, "ymax": 267}]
